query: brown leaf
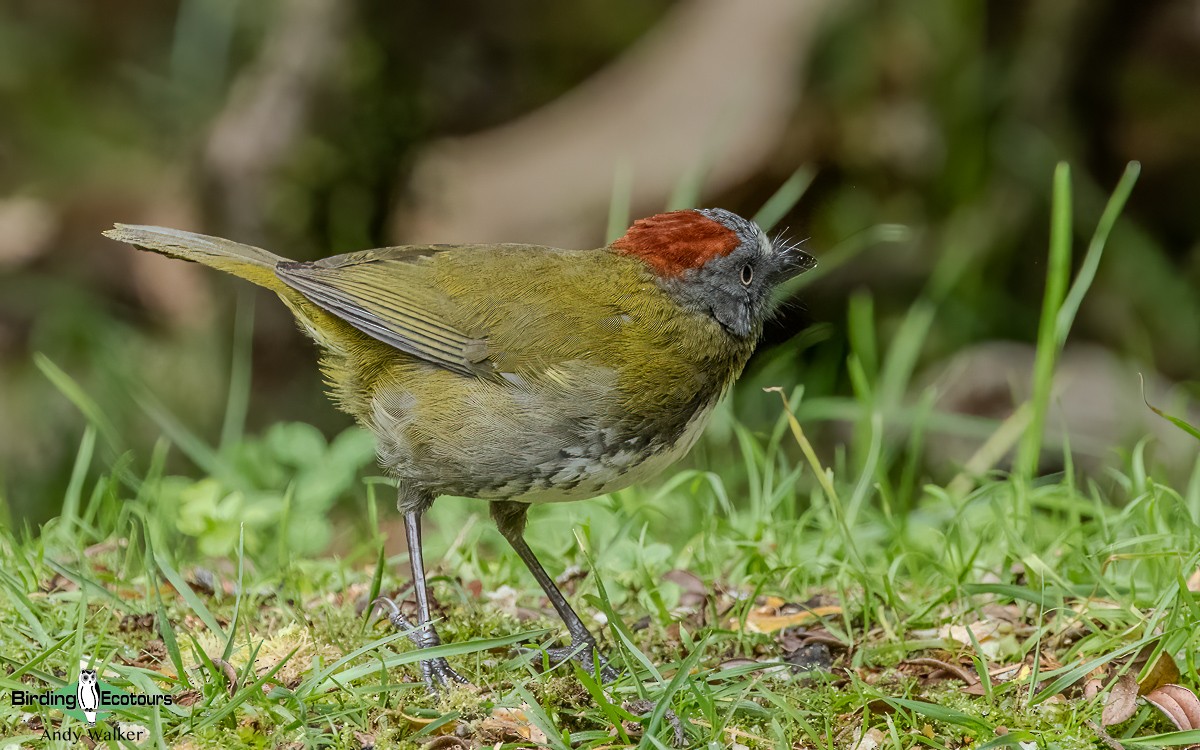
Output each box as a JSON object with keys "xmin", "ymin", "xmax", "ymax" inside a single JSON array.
[
  {"xmin": 175, "ymin": 690, "xmax": 203, "ymax": 707},
  {"xmin": 118, "ymin": 613, "xmax": 157, "ymax": 632},
  {"xmin": 208, "ymin": 658, "xmax": 239, "ymax": 697},
  {"xmin": 39, "ymin": 573, "xmax": 78, "ymax": 594},
  {"xmin": 735, "ymin": 601, "xmax": 843, "ymax": 634},
  {"xmin": 1144, "ymin": 684, "xmax": 1200, "ymax": 731},
  {"xmin": 1101, "ymin": 672, "xmax": 1138, "ymax": 726},
  {"xmin": 865, "ymin": 699, "xmax": 896, "ymax": 715},
  {"xmin": 904, "ymin": 657, "xmax": 978, "ymax": 686},
  {"xmin": 1187, "ymin": 567, "xmax": 1200, "ymax": 593},
  {"xmin": 851, "ymin": 727, "xmax": 886, "ymax": 750},
  {"xmin": 1136, "ymin": 651, "xmax": 1181, "ymax": 695},
  {"xmin": 476, "ymin": 705, "xmax": 549, "ymax": 744}
]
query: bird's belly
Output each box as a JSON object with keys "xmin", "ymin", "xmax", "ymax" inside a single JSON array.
[{"xmin": 367, "ymin": 366, "xmax": 718, "ymax": 502}]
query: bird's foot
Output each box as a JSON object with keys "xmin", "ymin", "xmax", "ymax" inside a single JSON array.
[
  {"xmin": 521, "ymin": 639, "xmax": 619, "ymax": 682},
  {"xmin": 624, "ymin": 698, "xmax": 686, "ymax": 747},
  {"xmin": 419, "ymin": 654, "xmax": 468, "ymax": 691},
  {"xmin": 370, "ymin": 597, "xmax": 470, "ymax": 693}
]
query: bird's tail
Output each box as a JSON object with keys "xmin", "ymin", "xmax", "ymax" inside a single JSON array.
[{"xmin": 102, "ymin": 224, "xmax": 289, "ymax": 293}]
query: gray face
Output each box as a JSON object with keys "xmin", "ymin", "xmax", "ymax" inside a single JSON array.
[{"xmin": 663, "ymin": 208, "xmax": 815, "ymax": 339}]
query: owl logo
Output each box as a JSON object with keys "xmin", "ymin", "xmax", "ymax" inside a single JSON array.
[{"xmin": 76, "ymin": 669, "xmax": 100, "ymax": 726}]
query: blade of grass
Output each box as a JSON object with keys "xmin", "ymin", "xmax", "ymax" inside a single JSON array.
[
  {"xmin": 154, "ymin": 551, "xmax": 226, "ymax": 640},
  {"xmin": 137, "ymin": 389, "xmax": 241, "ymax": 488},
  {"xmin": 753, "ymin": 165, "xmax": 815, "ymax": 233},
  {"xmin": 1030, "ymin": 634, "xmax": 1154, "ymax": 704},
  {"xmin": 219, "ymin": 288, "xmax": 255, "ymax": 452},
  {"xmin": 221, "ymin": 525, "xmax": 247, "ymax": 663},
  {"xmin": 509, "ymin": 684, "xmax": 572, "ymax": 750},
  {"xmin": 34, "ymin": 353, "xmax": 120, "ymax": 448},
  {"xmin": 0, "ymin": 571, "xmax": 51, "ymax": 647},
  {"xmin": 1055, "ymin": 161, "xmax": 1139, "ymax": 347},
  {"xmin": 883, "ymin": 696, "xmax": 992, "ymax": 734},
  {"xmin": 766, "ymin": 387, "xmax": 839, "ymax": 503},
  {"xmin": 666, "ymin": 158, "xmax": 710, "ymax": 211},
  {"xmin": 646, "ymin": 636, "xmax": 708, "ymax": 741},
  {"xmin": 1016, "ymin": 161, "xmax": 1073, "ymax": 478},
  {"xmin": 315, "ymin": 629, "xmax": 548, "ymax": 693},
  {"xmin": 1124, "ymin": 729, "xmax": 1200, "ymax": 748},
  {"xmin": 1141, "ymin": 374, "xmax": 1200, "ymax": 441},
  {"xmin": 606, "ymin": 159, "xmax": 634, "ymax": 244},
  {"xmin": 60, "ymin": 426, "xmax": 97, "ymax": 530},
  {"xmin": 189, "ymin": 645, "xmax": 301, "ymax": 732}
]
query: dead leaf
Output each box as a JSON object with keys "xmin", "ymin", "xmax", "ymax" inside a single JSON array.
[
  {"xmin": 734, "ymin": 598, "xmax": 843, "ymax": 634},
  {"xmin": 939, "ymin": 620, "xmax": 1003, "ymax": 655},
  {"xmin": 119, "ymin": 613, "xmax": 157, "ymax": 632},
  {"xmin": 1144, "ymin": 684, "xmax": 1200, "ymax": 732},
  {"xmin": 1187, "ymin": 568, "xmax": 1200, "ymax": 593},
  {"xmin": 208, "ymin": 658, "xmax": 239, "ymax": 697},
  {"xmin": 175, "ymin": 690, "xmax": 202, "ymax": 707},
  {"xmin": 38, "ymin": 573, "xmax": 78, "ymax": 594},
  {"xmin": 904, "ymin": 657, "xmax": 978, "ymax": 686},
  {"xmin": 476, "ymin": 705, "xmax": 549, "ymax": 744},
  {"xmin": 1136, "ymin": 651, "xmax": 1181, "ymax": 695},
  {"xmin": 1101, "ymin": 672, "xmax": 1138, "ymax": 726},
  {"xmin": 415, "ymin": 738, "xmax": 470, "ymax": 749},
  {"xmin": 851, "ymin": 726, "xmax": 886, "ymax": 750}
]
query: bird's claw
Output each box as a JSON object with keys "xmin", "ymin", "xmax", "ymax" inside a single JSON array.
[
  {"xmin": 624, "ymin": 698, "xmax": 686, "ymax": 747},
  {"xmin": 370, "ymin": 596, "xmax": 470, "ymax": 694},
  {"xmin": 519, "ymin": 641, "xmax": 619, "ymax": 682}
]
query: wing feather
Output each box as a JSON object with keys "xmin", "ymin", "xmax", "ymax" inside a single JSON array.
[{"xmin": 276, "ymin": 259, "xmax": 490, "ymax": 377}]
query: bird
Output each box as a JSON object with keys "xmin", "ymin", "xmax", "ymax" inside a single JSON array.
[{"xmin": 103, "ymin": 208, "xmax": 815, "ymax": 691}]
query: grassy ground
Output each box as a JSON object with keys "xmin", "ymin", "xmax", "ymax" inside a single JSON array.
[{"xmin": 3, "ymin": 164, "xmax": 1200, "ymax": 748}]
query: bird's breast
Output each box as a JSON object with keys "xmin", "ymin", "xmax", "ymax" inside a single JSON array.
[{"xmin": 501, "ymin": 396, "xmax": 719, "ymax": 504}]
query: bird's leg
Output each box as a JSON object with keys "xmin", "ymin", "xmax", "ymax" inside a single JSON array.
[
  {"xmin": 372, "ymin": 497, "xmax": 467, "ymax": 693},
  {"xmin": 491, "ymin": 501, "xmax": 619, "ymax": 682}
]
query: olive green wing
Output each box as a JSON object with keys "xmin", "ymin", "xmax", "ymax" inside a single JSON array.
[{"xmin": 275, "ymin": 245, "xmax": 496, "ymax": 378}]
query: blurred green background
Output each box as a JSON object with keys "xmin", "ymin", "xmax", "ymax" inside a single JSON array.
[{"xmin": 2, "ymin": 0, "xmax": 1197, "ymax": 533}]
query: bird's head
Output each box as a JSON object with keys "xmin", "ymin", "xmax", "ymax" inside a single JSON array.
[{"xmin": 612, "ymin": 208, "xmax": 815, "ymax": 338}]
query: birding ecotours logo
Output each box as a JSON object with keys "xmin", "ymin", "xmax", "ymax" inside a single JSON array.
[
  {"xmin": 7, "ymin": 664, "xmax": 174, "ymax": 742},
  {"xmin": 76, "ymin": 669, "xmax": 100, "ymax": 725}
]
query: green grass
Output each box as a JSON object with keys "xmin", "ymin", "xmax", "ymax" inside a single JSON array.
[{"xmin": 3, "ymin": 164, "xmax": 1199, "ymax": 748}]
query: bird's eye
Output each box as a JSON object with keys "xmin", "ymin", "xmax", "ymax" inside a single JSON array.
[{"xmin": 740, "ymin": 264, "xmax": 754, "ymax": 286}]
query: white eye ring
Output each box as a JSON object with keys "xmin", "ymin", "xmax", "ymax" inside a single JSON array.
[{"xmin": 740, "ymin": 264, "xmax": 754, "ymax": 285}]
